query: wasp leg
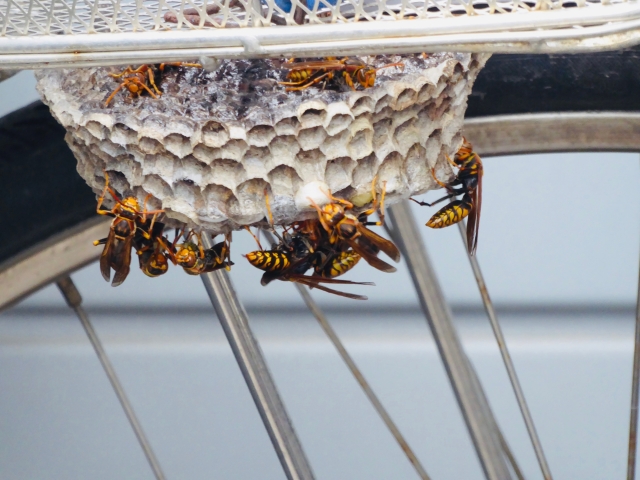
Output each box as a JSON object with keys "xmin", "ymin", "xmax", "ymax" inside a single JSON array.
[
  {"xmin": 244, "ymin": 226, "xmax": 263, "ymax": 251},
  {"xmin": 444, "ymin": 153, "xmax": 458, "ymax": 168},
  {"xmin": 195, "ymin": 231, "xmax": 206, "ymax": 259},
  {"xmin": 159, "ymin": 62, "xmax": 202, "ymax": 71},
  {"xmin": 375, "ymin": 61, "xmax": 404, "ymax": 72},
  {"xmin": 359, "ymin": 176, "xmax": 388, "ymax": 227},
  {"xmin": 133, "ymin": 79, "xmax": 160, "ymax": 100},
  {"xmin": 360, "ymin": 175, "xmax": 381, "ymax": 219},
  {"xmin": 343, "ymin": 71, "xmax": 357, "ymax": 91},
  {"xmin": 157, "ymin": 236, "xmax": 178, "ymax": 265},
  {"xmin": 108, "ymin": 66, "xmax": 137, "ymax": 79},
  {"xmin": 96, "ymin": 171, "xmax": 125, "ymax": 216},
  {"xmin": 321, "ymin": 188, "xmax": 354, "ymax": 210},
  {"xmin": 224, "ymin": 232, "xmax": 233, "ymax": 270},
  {"xmin": 284, "ymin": 72, "xmax": 334, "ymax": 91},
  {"xmin": 145, "ymin": 67, "xmax": 162, "ymax": 97},
  {"xmin": 307, "ymin": 197, "xmax": 334, "ymax": 235},
  {"xmin": 410, "ymin": 194, "xmax": 457, "ymax": 208},
  {"xmin": 104, "ymin": 82, "xmax": 128, "ymax": 106},
  {"xmin": 430, "ymin": 167, "xmax": 451, "ymax": 189},
  {"xmin": 279, "ymin": 71, "xmax": 323, "ymax": 87},
  {"xmin": 96, "ymin": 171, "xmax": 111, "ymax": 214},
  {"xmin": 264, "ymin": 187, "xmax": 275, "ymax": 226},
  {"xmin": 278, "ymin": 77, "xmax": 313, "ymax": 87}
]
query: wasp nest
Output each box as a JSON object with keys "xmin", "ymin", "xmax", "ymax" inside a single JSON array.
[{"xmin": 36, "ymin": 53, "xmax": 489, "ymax": 234}]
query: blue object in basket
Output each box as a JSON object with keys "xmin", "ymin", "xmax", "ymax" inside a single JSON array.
[{"xmin": 268, "ymin": 0, "xmax": 338, "ymax": 14}]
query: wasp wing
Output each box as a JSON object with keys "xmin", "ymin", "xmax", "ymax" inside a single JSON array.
[
  {"xmin": 467, "ymin": 163, "xmax": 482, "ymax": 256},
  {"xmin": 99, "ymin": 230, "xmax": 115, "ymax": 282},
  {"xmin": 110, "ymin": 235, "xmax": 133, "ymax": 287},
  {"xmin": 282, "ymin": 60, "xmax": 346, "ymax": 71},
  {"xmin": 288, "ymin": 274, "xmax": 374, "ymax": 286},
  {"xmin": 349, "ymin": 240, "xmax": 397, "ymax": 273},
  {"xmin": 290, "ymin": 275, "xmax": 368, "ymax": 301},
  {"xmin": 356, "ymin": 224, "xmax": 401, "ymax": 262}
]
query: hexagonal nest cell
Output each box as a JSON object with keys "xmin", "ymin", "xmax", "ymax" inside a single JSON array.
[{"xmin": 36, "ymin": 53, "xmax": 490, "ymax": 235}]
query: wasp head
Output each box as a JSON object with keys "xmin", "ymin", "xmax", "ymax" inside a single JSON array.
[
  {"xmin": 455, "ymin": 139, "xmax": 474, "ymax": 165},
  {"xmin": 117, "ymin": 196, "xmax": 141, "ymax": 219},
  {"xmin": 361, "ymin": 68, "xmax": 376, "ymax": 88},
  {"xmin": 175, "ymin": 242, "xmax": 198, "ymax": 268},
  {"xmin": 322, "ymin": 203, "xmax": 345, "ymax": 227}
]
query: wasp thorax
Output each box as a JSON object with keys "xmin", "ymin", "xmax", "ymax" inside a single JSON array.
[{"xmin": 338, "ymin": 222, "xmax": 357, "ymax": 239}]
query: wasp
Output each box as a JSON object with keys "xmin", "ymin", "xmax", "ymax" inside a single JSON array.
[
  {"xmin": 104, "ymin": 62, "xmax": 202, "ymax": 106},
  {"xmin": 245, "ymin": 197, "xmax": 373, "ymax": 300},
  {"xmin": 246, "ymin": 230, "xmax": 372, "ymax": 300},
  {"xmin": 308, "ymin": 178, "xmax": 401, "ymax": 273},
  {"xmin": 411, "ymin": 138, "xmax": 483, "ymax": 255},
  {"xmin": 279, "ymin": 57, "xmax": 404, "ymax": 92},
  {"xmin": 289, "ymin": 220, "xmax": 362, "ymax": 279},
  {"xmin": 172, "ymin": 230, "xmax": 234, "ymax": 275},
  {"xmin": 133, "ymin": 218, "xmax": 174, "ymax": 278},
  {"xmin": 93, "ymin": 172, "xmax": 165, "ymax": 286}
]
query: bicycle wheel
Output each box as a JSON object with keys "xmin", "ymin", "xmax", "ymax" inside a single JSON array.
[{"xmin": 1, "ymin": 51, "xmax": 639, "ymax": 480}]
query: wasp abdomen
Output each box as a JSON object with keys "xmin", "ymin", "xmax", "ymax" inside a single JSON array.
[
  {"xmin": 426, "ymin": 199, "xmax": 471, "ymax": 229},
  {"xmin": 318, "ymin": 251, "xmax": 361, "ymax": 278},
  {"xmin": 288, "ymin": 69, "xmax": 313, "ymax": 82},
  {"xmin": 246, "ymin": 251, "xmax": 290, "ymax": 272}
]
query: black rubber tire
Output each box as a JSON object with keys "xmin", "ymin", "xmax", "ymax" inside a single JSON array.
[
  {"xmin": 0, "ymin": 102, "xmax": 95, "ymax": 265},
  {"xmin": 467, "ymin": 47, "xmax": 640, "ymax": 117},
  {"xmin": 2, "ymin": 48, "xmax": 640, "ymax": 265}
]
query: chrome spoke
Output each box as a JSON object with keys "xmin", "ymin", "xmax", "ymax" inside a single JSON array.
[
  {"xmin": 55, "ymin": 276, "xmax": 166, "ymax": 480},
  {"xmin": 294, "ymin": 283, "xmax": 431, "ymax": 479},
  {"xmin": 626, "ymin": 207, "xmax": 640, "ymax": 480},
  {"xmin": 387, "ymin": 201, "xmax": 518, "ymax": 480},
  {"xmin": 199, "ymin": 235, "xmax": 315, "ymax": 480},
  {"xmin": 457, "ymin": 221, "xmax": 552, "ymax": 480},
  {"xmin": 261, "ymin": 228, "xmax": 429, "ymax": 478}
]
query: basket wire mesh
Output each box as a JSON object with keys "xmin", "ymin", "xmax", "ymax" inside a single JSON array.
[
  {"xmin": 1, "ymin": 0, "xmax": 639, "ymax": 67},
  {"xmin": 1, "ymin": 0, "xmax": 628, "ymax": 36}
]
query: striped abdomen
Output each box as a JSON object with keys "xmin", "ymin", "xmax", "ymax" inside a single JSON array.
[
  {"xmin": 426, "ymin": 196, "xmax": 472, "ymax": 229},
  {"xmin": 316, "ymin": 251, "xmax": 360, "ymax": 278},
  {"xmin": 287, "ymin": 69, "xmax": 314, "ymax": 82},
  {"xmin": 246, "ymin": 250, "xmax": 291, "ymax": 272}
]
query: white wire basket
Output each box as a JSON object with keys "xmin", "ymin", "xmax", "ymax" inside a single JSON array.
[{"xmin": 1, "ymin": 0, "xmax": 639, "ymax": 68}]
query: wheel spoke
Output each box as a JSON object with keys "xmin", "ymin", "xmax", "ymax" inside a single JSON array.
[
  {"xmin": 298, "ymin": 283, "xmax": 432, "ymax": 479},
  {"xmin": 55, "ymin": 276, "xmax": 166, "ymax": 480},
  {"xmin": 260, "ymin": 230, "xmax": 431, "ymax": 480},
  {"xmin": 457, "ymin": 221, "xmax": 553, "ymax": 480},
  {"xmin": 199, "ymin": 235, "xmax": 315, "ymax": 480},
  {"xmin": 387, "ymin": 201, "xmax": 519, "ymax": 480}
]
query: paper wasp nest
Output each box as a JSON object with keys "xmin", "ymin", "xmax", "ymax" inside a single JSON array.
[{"xmin": 36, "ymin": 53, "xmax": 489, "ymax": 234}]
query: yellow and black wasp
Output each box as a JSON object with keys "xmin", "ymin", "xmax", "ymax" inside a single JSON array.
[
  {"xmin": 245, "ymin": 197, "xmax": 373, "ymax": 300},
  {"xmin": 245, "ymin": 227, "xmax": 372, "ymax": 300},
  {"xmin": 133, "ymin": 218, "xmax": 174, "ymax": 278},
  {"xmin": 307, "ymin": 178, "xmax": 401, "ymax": 273},
  {"xmin": 411, "ymin": 138, "xmax": 483, "ymax": 255},
  {"xmin": 93, "ymin": 172, "xmax": 165, "ymax": 286},
  {"xmin": 172, "ymin": 230, "xmax": 234, "ymax": 275},
  {"xmin": 279, "ymin": 57, "xmax": 404, "ymax": 92},
  {"xmin": 104, "ymin": 62, "xmax": 202, "ymax": 106}
]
